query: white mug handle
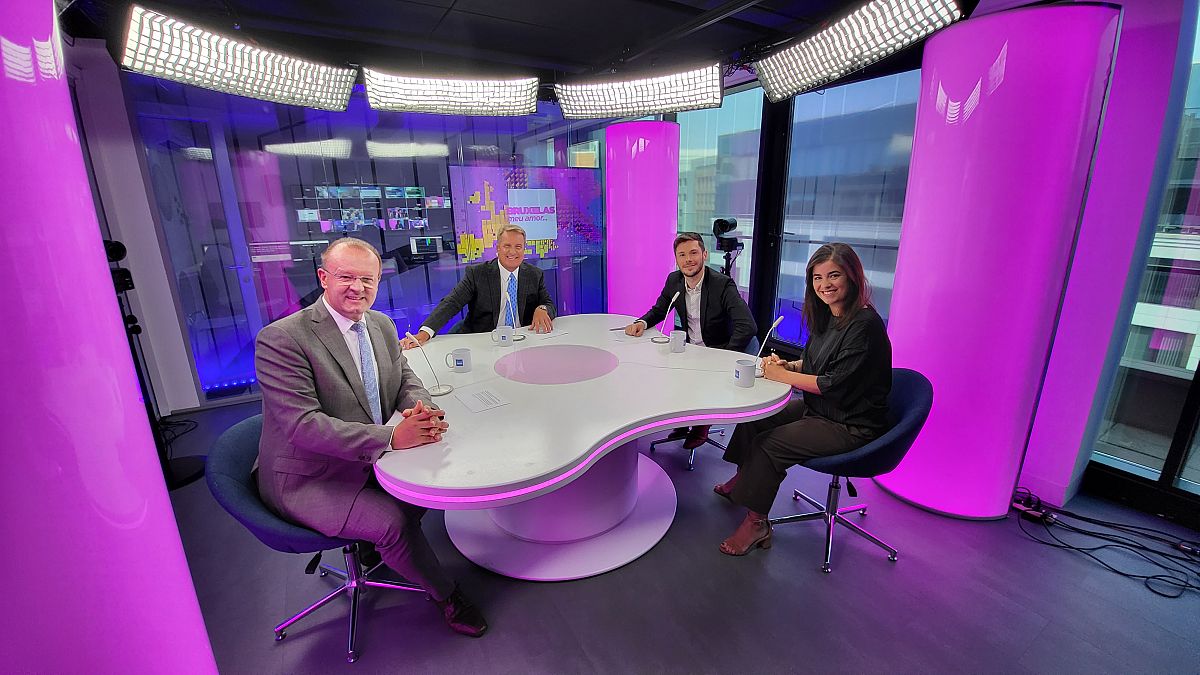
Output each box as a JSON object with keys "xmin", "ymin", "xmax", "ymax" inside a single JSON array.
[
  {"xmin": 490, "ymin": 330, "xmax": 499, "ymax": 343},
  {"xmin": 445, "ymin": 352, "xmax": 456, "ymax": 368}
]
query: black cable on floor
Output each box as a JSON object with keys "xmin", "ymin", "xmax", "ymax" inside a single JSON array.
[{"xmin": 1013, "ymin": 487, "xmax": 1200, "ymax": 599}]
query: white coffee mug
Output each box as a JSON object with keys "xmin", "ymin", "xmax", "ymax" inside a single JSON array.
[
  {"xmin": 444, "ymin": 348, "xmax": 472, "ymax": 373},
  {"xmin": 669, "ymin": 330, "xmax": 686, "ymax": 353},
  {"xmin": 734, "ymin": 359, "xmax": 756, "ymax": 388},
  {"xmin": 491, "ymin": 325, "xmax": 514, "ymax": 346}
]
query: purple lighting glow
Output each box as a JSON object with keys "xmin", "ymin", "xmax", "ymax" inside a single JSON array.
[
  {"xmin": 877, "ymin": 5, "xmax": 1120, "ymax": 519},
  {"xmin": 604, "ymin": 121, "xmax": 680, "ymax": 317}
]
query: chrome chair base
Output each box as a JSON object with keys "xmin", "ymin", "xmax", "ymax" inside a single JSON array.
[
  {"xmin": 769, "ymin": 476, "xmax": 898, "ymax": 573},
  {"xmin": 273, "ymin": 543, "xmax": 424, "ymax": 663},
  {"xmin": 647, "ymin": 427, "xmax": 728, "ymax": 470}
]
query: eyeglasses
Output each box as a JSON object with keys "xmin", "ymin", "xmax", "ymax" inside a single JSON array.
[{"xmin": 322, "ymin": 267, "xmax": 379, "ymax": 288}]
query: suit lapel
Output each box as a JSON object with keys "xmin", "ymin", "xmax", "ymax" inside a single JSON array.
[
  {"xmin": 309, "ymin": 301, "xmax": 374, "ymax": 421},
  {"xmin": 673, "ymin": 273, "xmax": 687, "ymax": 331},
  {"xmin": 698, "ymin": 268, "xmax": 710, "ymax": 328},
  {"xmin": 486, "ymin": 259, "xmax": 502, "ymax": 323}
]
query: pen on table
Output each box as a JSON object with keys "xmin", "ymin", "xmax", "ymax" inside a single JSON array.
[{"xmin": 609, "ymin": 327, "xmax": 628, "ymax": 331}]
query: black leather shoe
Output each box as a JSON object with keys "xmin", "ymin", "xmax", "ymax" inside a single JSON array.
[
  {"xmin": 665, "ymin": 427, "xmax": 690, "ymax": 442},
  {"xmin": 437, "ymin": 587, "xmax": 488, "ymax": 637},
  {"xmin": 358, "ymin": 544, "xmax": 383, "ymax": 574}
]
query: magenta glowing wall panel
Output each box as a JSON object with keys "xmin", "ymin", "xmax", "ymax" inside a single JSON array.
[
  {"xmin": 1018, "ymin": 0, "xmax": 1190, "ymax": 506},
  {"xmin": 0, "ymin": 3, "xmax": 217, "ymax": 672},
  {"xmin": 876, "ymin": 5, "xmax": 1120, "ymax": 519},
  {"xmin": 605, "ymin": 121, "xmax": 680, "ymax": 317}
]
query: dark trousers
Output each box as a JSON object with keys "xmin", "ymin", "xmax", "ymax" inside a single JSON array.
[
  {"xmin": 335, "ymin": 476, "xmax": 455, "ymax": 601},
  {"xmin": 723, "ymin": 397, "xmax": 864, "ymax": 515}
]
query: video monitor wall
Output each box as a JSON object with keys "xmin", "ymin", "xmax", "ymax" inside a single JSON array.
[{"xmin": 448, "ymin": 166, "xmax": 604, "ymax": 264}]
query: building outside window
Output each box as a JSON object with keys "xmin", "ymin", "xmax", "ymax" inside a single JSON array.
[{"xmin": 773, "ymin": 70, "xmax": 919, "ymax": 345}]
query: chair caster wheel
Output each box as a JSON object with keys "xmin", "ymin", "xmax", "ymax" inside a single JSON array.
[
  {"xmin": 319, "ymin": 570, "xmax": 327, "ymax": 577},
  {"xmin": 792, "ymin": 490, "xmax": 801, "ymax": 501},
  {"xmin": 347, "ymin": 651, "xmax": 358, "ymax": 663},
  {"xmin": 687, "ymin": 465, "xmax": 695, "ymax": 471},
  {"xmin": 821, "ymin": 564, "xmax": 831, "ymax": 573},
  {"xmin": 275, "ymin": 631, "xmax": 286, "ymax": 641},
  {"xmin": 888, "ymin": 553, "xmax": 898, "ymax": 562},
  {"xmin": 859, "ymin": 509, "xmax": 867, "ymax": 516}
]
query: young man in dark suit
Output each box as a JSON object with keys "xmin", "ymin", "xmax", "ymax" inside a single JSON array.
[
  {"xmin": 625, "ymin": 232, "xmax": 758, "ymax": 449},
  {"xmin": 402, "ymin": 225, "xmax": 555, "ymax": 348}
]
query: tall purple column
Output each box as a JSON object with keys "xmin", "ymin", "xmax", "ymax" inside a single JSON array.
[
  {"xmin": 876, "ymin": 6, "xmax": 1120, "ymax": 518},
  {"xmin": 0, "ymin": 4, "xmax": 217, "ymax": 672},
  {"xmin": 605, "ymin": 121, "xmax": 680, "ymax": 316}
]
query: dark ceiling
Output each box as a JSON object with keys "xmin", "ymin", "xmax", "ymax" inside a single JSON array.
[{"xmin": 60, "ymin": 0, "xmax": 978, "ymax": 95}]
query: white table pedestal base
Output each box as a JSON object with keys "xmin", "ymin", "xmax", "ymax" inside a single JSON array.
[{"xmin": 444, "ymin": 446, "xmax": 676, "ymax": 581}]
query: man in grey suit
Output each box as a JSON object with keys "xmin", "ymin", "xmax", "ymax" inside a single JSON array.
[
  {"xmin": 255, "ymin": 238, "xmax": 487, "ymax": 637},
  {"xmin": 401, "ymin": 225, "xmax": 555, "ymax": 348}
]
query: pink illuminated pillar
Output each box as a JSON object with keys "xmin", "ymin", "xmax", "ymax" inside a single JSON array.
[
  {"xmin": 876, "ymin": 6, "xmax": 1120, "ymax": 519},
  {"xmin": 0, "ymin": 4, "xmax": 217, "ymax": 672},
  {"xmin": 605, "ymin": 121, "xmax": 680, "ymax": 316}
]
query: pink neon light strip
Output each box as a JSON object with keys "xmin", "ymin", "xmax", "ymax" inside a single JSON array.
[{"xmin": 378, "ymin": 396, "xmax": 791, "ymax": 505}]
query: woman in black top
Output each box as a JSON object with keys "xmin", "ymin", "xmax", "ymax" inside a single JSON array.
[{"xmin": 716, "ymin": 243, "xmax": 892, "ymax": 556}]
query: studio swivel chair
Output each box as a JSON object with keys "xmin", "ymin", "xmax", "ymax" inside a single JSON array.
[
  {"xmin": 206, "ymin": 415, "xmax": 424, "ymax": 663},
  {"xmin": 770, "ymin": 368, "xmax": 933, "ymax": 573},
  {"xmin": 648, "ymin": 335, "xmax": 761, "ymax": 470}
]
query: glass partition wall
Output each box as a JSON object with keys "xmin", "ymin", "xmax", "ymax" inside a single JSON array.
[
  {"xmin": 126, "ymin": 75, "xmax": 612, "ymax": 401},
  {"xmin": 772, "ymin": 71, "xmax": 919, "ymax": 346},
  {"xmin": 1093, "ymin": 26, "xmax": 1200, "ymax": 495}
]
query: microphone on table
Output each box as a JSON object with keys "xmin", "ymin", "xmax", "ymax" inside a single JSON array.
[
  {"xmin": 650, "ymin": 291, "xmax": 681, "ymax": 344},
  {"xmin": 754, "ymin": 316, "xmax": 785, "ymax": 361},
  {"xmin": 405, "ymin": 331, "xmax": 453, "ymax": 396}
]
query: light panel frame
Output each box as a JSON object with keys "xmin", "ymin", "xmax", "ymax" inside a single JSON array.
[
  {"xmin": 363, "ymin": 68, "xmax": 538, "ymax": 116},
  {"xmin": 553, "ymin": 64, "xmax": 723, "ymax": 119},
  {"xmin": 754, "ymin": 0, "xmax": 961, "ymax": 102},
  {"xmin": 122, "ymin": 5, "xmax": 356, "ymax": 111}
]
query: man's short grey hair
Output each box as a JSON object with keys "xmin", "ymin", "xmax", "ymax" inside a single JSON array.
[
  {"xmin": 320, "ymin": 238, "xmax": 383, "ymax": 269},
  {"xmin": 498, "ymin": 225, "xmax": 526, "ymax": 240}
]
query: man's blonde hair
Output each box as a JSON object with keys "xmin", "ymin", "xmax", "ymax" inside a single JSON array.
[{"xmin": 498, "ymin": 225, "xmax": 526, "ymax": 241}]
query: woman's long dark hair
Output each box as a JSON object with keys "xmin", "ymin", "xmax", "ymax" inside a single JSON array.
[{"xmin": 802, "ymin": 243, "xmax": 873, "ymax": 336}]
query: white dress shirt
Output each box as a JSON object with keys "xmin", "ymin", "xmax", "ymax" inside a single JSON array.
[
  {"xmin": 497, "ymin": 264, "xmax": 520, "ymax": 329},
  {"xmin": 323, "ymin": 296, "xmax": 382, "ymax": 389},
  {"xmin": 322, "ymin": 297, "xmax": 392, "ymax": 456},
  {"xmin": 683, "ymin": 269, "xmax": 705, "ymax": 347}
]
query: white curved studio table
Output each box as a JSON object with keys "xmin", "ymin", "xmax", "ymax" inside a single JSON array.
[{"xmin": 375, "ymin": 314, "xmax": 790, "ymax": 581}]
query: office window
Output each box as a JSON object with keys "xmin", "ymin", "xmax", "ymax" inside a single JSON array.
[
  {"xmin": 126, "ymin": 75, "xmax": 612, "ymax": 401},
  {"xmin": 677, "ymin": 86, "xmax": 763, "ymax": 291},
  {"xmin": 769, "ymin": 71, "xmax": 919, "ymax": 345},
  {"xmin": 1094, "ymin": 41, "xmax": 1200, "ymax": 492}
]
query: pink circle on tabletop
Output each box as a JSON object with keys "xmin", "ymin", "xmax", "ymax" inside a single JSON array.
[{"xmin": 494, "ymin": 345, "xmax": 619, "ymax": 385}]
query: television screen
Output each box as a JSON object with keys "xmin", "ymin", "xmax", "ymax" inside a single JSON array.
[{"xmin": 410, "ymin": 236, "xmax": 441, "ymax": 255}]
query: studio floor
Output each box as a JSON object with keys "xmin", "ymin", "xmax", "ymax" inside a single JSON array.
[{"xmin": 167, "ymin": 402, "xmax": 1200, "ymax": 674}]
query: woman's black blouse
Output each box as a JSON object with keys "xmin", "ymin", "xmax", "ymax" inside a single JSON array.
[{"xmin": 799, "ymin": 306, "xmax": 892, "ymax": 436}]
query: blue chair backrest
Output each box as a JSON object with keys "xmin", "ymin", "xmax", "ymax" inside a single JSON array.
[
  {"xmin": 206, "ymin": 414, "xmax": 349, "ymax": 554},
  {"xmin": 802, "ymin": 368, "xmax": 934, "ymax": 478}
]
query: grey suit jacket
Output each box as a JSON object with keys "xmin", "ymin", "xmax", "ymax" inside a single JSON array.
[
  {"xmin": 254, "ymin": 299, "xmax": 433, "ymax": 536},
  {"xmin": 422, "ymin": 259, "xmax": 555, "ymax": 334}
]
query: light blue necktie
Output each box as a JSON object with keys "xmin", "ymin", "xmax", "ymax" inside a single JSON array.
[
  {"xmin": 504, "ymin": 273, "xmax": 517, "ymax": 328},
  {"xmin": 350, "ymin": 322, "xmax": 382, "ymax": 425}
]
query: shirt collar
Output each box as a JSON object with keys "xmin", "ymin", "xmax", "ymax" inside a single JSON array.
[
  {"xmin": 684, "ymin": 268, "xmax": 705, "ymax": 292},
  {"xmin": 322, "ymin": 295, "xmax": 360, "ymax": 334}
]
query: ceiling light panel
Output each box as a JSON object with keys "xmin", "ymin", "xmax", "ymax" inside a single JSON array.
[
  {"xmin": 122, "ymin": 5, "xmax": 356, "ymax": 111},
  {"xmin": 554, "ymin": 64, "xmax": 723, "ymax": 119},
  {"xmin": 754, "ymin": 0, "xmax": 961, "ymax": 102},
  {"xmin": 363, "ymin": 68, "xmax": 538, "ymax": 116},
  {"xmin": 365, "ymin": 141, "xmax": 451, "ymax": 158},
  {"xmin": 263, "ymin": 139, "xmax": 352, "ymax": 158}
]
